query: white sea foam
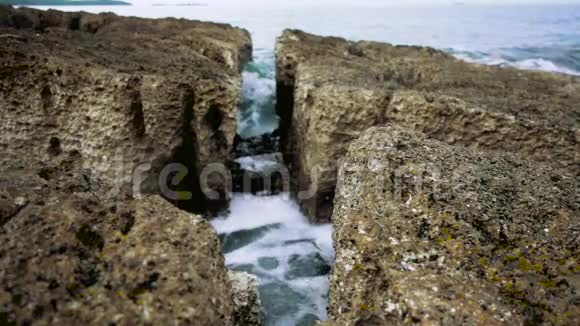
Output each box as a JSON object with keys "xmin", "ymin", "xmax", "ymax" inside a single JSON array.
[
  {"xmin": 235, "ymin": 153, "xmax": 283, "ymax": 172},
  {"xmin": 511, "ymin": 58, "xmax": 580, "ymax": 76},
  {"xmin": 243, "ymin": 71, "xmax": 276, "ymax": 102},
  {"xmin": 455, "ymin": 53, "xmax": 580, "ymax": 76},
  {"xmin": 237, "ymin": 56, "xmax": 279, "ymax": 139},
  {"xmin": 211, "ymin": 194, "xmax": 334, "ymax": 325}
]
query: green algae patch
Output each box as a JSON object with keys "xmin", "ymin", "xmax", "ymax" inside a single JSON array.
[
  {"xmin": 518, "ymin": 258, "xmax": 530, "ymax": 272},
  {"xmin": 539, "ymin": 279, "xmax": 556, "ymax": 289},
  {"xmin": 128, "ymin": 273, "xmax": 160, "ymax": 303},
  {"xmin": 0, "ymin": 64, "xmax": 30, "ymax": 80},
  {"xmin": 0, "ymin": 215, "xmax": 9, "ymax": 227},
  {"xmin": 76, "ymin": 225, "xmax": 104, "ymax": 250},
  {"xmin": 10, "ymin": 294, "xmax": 22, "ymax": 307},
  {"xmin": 66, "ymin": 282, "xmax": 83, "ymax": 298},
  {"xmin": 32, "ymin": 305, "xmax": 44, "ymax": 319},
  {"xmin": 0, "ymin": 312, "xmax": 16, "ymax": 326},
  {"xmin": 120, "ymin": 213, "xmax": 135, "ymax": 236}
]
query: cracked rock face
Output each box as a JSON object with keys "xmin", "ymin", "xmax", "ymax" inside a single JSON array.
[
  {"xmin": 0, "ymin": 6, "xmax": 252, "ymax": 214},
  {"xmin": 329, "ymin": 126, "xmax": 579, "ymax": 325},
  {"xmin": 0, "ymin": 169, "xmax": 235, "ymax": 325},
  {"xmin": 275, "ymin": 29, "xmax": 579, "ymax": 223},
  {"xmin": 0, "ymin": 6, "xmax": 256, "ymax": 325}
]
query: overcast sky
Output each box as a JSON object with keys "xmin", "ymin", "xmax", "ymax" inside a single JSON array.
[{"xmin": 129, "ymin": 0, "xmax": 580, "ymax": 5}]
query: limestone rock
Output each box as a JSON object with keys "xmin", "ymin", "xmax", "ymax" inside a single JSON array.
[
  {"xmin": 229, "ymin": 271, "xmax": 261, "ymax": 326},
  {"xmin": 0, "ymin": 6, "xmax": 256, "ymax": 324},
  {"xmin": 329, "ymin": 126, "xmax": 579, "ymax": 325},
  {"xmin": 275, "ymin": 29, "xmax": 579, "ymax": 222},
  {"xmin": 0, "ymin": 5, "xmax": 252, "ymax": 214},
  {"xmin": 0, "ymin": 170, "xmax": 235, "ymax": 325},
  {"xmin": 387, "ymin": 91, "xmax": 579, "ymax": 167}
]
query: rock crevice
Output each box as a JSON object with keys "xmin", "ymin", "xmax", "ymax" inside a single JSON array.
[
  {"xmin": 0, "ymin": 5, "xmax": 253, "ymax": 214},
  {"xmin": 275, "ymin": 29, "xmax": 579, "ymax": 223},
  {"xmin": 0, "ymin": 6, "xmax": 259, "ymax": 324},
  {"xmin": 330, "ymin": 126, "xmax": 578, "ymax": 325},
  {"xmin": 275, "ymin": 29, "xmax": 579, "ymax": 324}
]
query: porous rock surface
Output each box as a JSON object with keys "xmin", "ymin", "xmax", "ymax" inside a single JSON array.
[
  {"xmin": 0, "ymin": 168, "xmax": 235, "ymax": 325},
  {"xmin": 228, "ymin": 271, "xmax": 261, "ymax": 326},
  {"xmin": 329, "ymin": 126, "xmax": 579, "ymax": 325},
  {"xmin": 275, "ymin": 29, "xmax": 579, "ymax": 222},
  {"xmin": 0, "ymin": 5, "xmax": 252, "ymax": 213},
  {"xmin": 0, "ymin": 6, "xmax": 256, "ymax": 325}
]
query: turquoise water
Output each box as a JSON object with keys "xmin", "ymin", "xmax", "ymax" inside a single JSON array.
[
  {"xmin": 212, "ymin": 195, "xmax": 333, "ymax": 325},
  {"xmin": 238, "ymin": 50, "xmax": 278, "ymax": 139},
  {"xmin": 26, "ymin": 2, "xmax": 580, "ymax": 325}
]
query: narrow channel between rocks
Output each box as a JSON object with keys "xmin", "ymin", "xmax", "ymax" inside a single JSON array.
[{"xmin": 211, "ymin": 49, "xmax": 335, "ymax": 326}]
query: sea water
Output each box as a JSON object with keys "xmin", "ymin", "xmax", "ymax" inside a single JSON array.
[
  {"xmin": 212, "ymin": 195, "xmax": 333, "ymax": 325},
  {"xmin": 25, "ymin": 1, "xmax": 580, "ymax": 325},
  {"xmin": 238, "ymin": 49, "xmax": 278, "ymax": 139},
  {"xmin": 29, "ymin": 1, "xmax": 580, "ymax": 75}
]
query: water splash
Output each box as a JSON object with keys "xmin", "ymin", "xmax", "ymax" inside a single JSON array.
[
  {"xmin": 448, "ymin": 45, "xmax": 580, "ymax": 76},
  {"xmin": 212, "ymin": 194, "xmax": 333, "ymax": 326},
  {"xmin": 238, "ymin": 50, "xmax": 279, "ymax": 139}
]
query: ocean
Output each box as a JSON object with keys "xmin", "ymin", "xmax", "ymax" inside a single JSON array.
[
  {"xmin": 24, "ymin": 2, "xmax": 580, "ymax": 325},
  {"xmin": 26, "ymin": 2, "xmax": 580, "ymax": 73}
]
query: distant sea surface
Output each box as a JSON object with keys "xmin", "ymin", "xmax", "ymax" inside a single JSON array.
[{"xmin": 24, "ymin": 2, "xmax": 580, "ymax": 75}]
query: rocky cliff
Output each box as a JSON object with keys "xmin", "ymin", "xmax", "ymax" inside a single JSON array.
[
  {"xmin": 330, "ymin": 126, "xmax": 578, "ymax": 325},
  {"xmin": 276, "ymin": 29, "xmax": 579, "ymax": 223},
  {"xmin": 0, "ymin": 6, "xmax": 260, "ymax": 325},
  {"xmin": 0, "ymin": 169, "xmax": 237, "ymax": 325},
  {"xmin": 0, "ymin": 6, "xmax": 252, "ymax": 214}
]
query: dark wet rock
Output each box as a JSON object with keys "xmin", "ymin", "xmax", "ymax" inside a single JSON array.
[
  {"xmin": 275, "ymin": 29, "xmax": 579, "ymax": 223},
  {"xmin": 230, "ymin": 129, "xmax": 285, "ymax": 195},
  {"xmin": 232, "ymin": 132, "xmax": 280, "ymax": 158},
  {"xmin": 329, "ymin": 126, "xmax": 579, "ymax": 325},
  {"xmin": 230, "ymin": 153, "xmax": 287, "ymax": 194},
  {"xmin": 258, "ymin": 257, "xmax": 280, "ymax": 271},
  {"xmin": 286, "ymin": 253, "xmax": 331, "ymax": 280},
  {"xmin": 219, "ymin": 223, "xmax": 282, "ymax": 254}
]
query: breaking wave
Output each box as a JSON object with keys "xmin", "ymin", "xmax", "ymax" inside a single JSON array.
[{"xmin": 448, "ymin": 45, "xmax": 580, "ymax": 76}]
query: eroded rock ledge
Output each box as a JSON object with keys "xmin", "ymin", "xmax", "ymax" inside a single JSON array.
[
  {"xmin": 0, "ymin": 169, "xmax": 236, "ymax": 324},
  {"xmin": 275, "ymin": 29, "xmax": 579, "ymax": 223},
  {"xmin": 330, "ymin": 126, "xmax": 578, "ymax": 325},
  {"xmin": 0, "ymin": 6, "xmax": 260, "ymax": 325},
  {"xmin": 0, "ymin": 5, "xmax": 252, "ymax": 214}
]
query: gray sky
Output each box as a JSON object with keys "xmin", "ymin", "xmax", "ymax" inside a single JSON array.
[{"xmin": 130, "ymin": 0, "xmax": 580, "ymax": 5}]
